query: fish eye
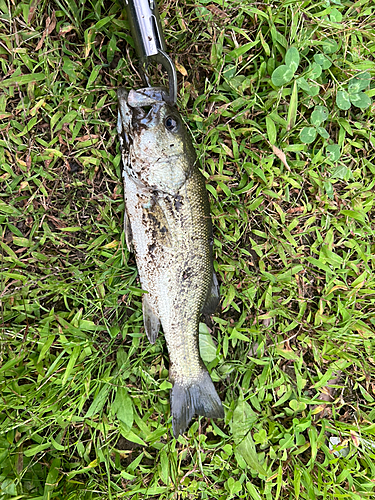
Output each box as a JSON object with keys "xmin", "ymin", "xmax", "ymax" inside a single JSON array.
[{"xmin": 164, "ymin": 115, "xmax": 179, "ymax": 132}]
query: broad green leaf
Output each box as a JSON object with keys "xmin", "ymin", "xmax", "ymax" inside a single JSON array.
[
  {"xmin": 285, "ymin": 46, "xmax": 300, "ymax": 72},
  {"xmin": 231, "ymin": 394, "xmax": 257, "ymax": 442},
  {"xmin": 119, "ymin": 423, "xmax": 146, "ymax": 446},
  {"xmin": 17, "ymin": 116, "xmax": 39, "ymax": 137},
  {"xmin": 85, "ymin": 384, "xmax": 110, "ymax": 417},
  {"xmin": 199, "ymin": 323, "xmax": 217, "ymax": 364},
  {"xmin": 287, "ymin": 81, "xmax": 298, "ymax": 130},
  {"xmin": 348, "ymin": 82, "xmax": 360, "ymax": 95},
  {"xmin": 253, "ymin": 428, "xmax": 268, "ymax": 444},
  {"xmin": 236, "ymin": 433, "xmax": 267, "ymax": 475},
  {"xmin": 336, "ymin": 90, "xmax": 351, "ymax": 110},
  {"xmin": 321, "ymin": 38, "xmax": 338, "ymax": 54},
  {"xmin": 226, "ymin": 477, "xmax": 242, "ymax": 495},
  {"xmin": 223, "ymin": 64, "xmax": 236, "ymax": 79},
  {"xmin": 331, "ymin": 165, "xmax": 352, "ymax": 180},
  {"xmin": 271, "ymin": 65, "xmax": 295, "ymax": 86},
  {"xmin": 37, "ymin": 335, "xmax": 55, "ymax": 364},
  {"xmin": 55, "ymin": 110, "xmax": 78, "ymax": 132},
  {"xmin": 266, "ymin": 115, "xmax": 277, "ymax": 144},
  {"xmin": 296, "ymin": 76, "xmax": 311, "ymax": 92},
  {"xmin": 310, "ymin": 106, "xmax": 328, "ymax": 126},
  {"xmin": 259, "ymin": 31, "xmax": 270, "ymax": 56},
  {"xmin": 341, "ymin": 210, "xmax": 366, "ymax": 224},
  {"xmin": 289, "ymin": 399, "xmax": 307, "ymax": 412},
  {"xmin": 348, "ymin": 71, "xmax": 371, "ymax": 92},
  {"xmin": 349, "ymin": 91, "xmax": 371, "ymax": 109},
  {"xmin": 317, "ymin": 126, "xmax": 329, "ymax": 139},
  {"xmin": 326, "ymin": 144, "xmax": 341, "ymax": 161},
  {"xmin": 62, "ymin": 57, "xmax": 78, "ymax": 81},
  {"xmin": 275, "ymin": 347, "xmax": 300, "ymax": 361},
  {"xmin": 93, "ymin": 15, "xmax": 115, "ymax": 31},
  {"xmin": 0, "ymin": 202, "xmax": 22, "ymax": 216},
  {"xmin": 330, "ymin": 8, "xmax": 343, "ymax": 22},
  {"xmin": 12, "ymin": 236, "xmax": 30, "ymax": 247},
  {"xmin": 314, "ymin": 54, "xmax": 332, "ymax": 69},
  {"xmin": 51, "ymin": 437, "xmax": 65, "ymax": 451},
  {"xmin": 44, "ymin": 458, "xmax": 61, "ymax": 497},
  {"xmin": 159, "ymin": 380, "xmax": 172, "ymax": 390},
  {"xmin": 0, "ymin": 72, "xmax": 45, "ymax": 88},
  {"xmin": 160, "ymin": 449, "xmax": 169, "ymax": 485},
  {"xmin": 308, "ymin": 62, "xmax": 322, "ymax": 79},
  {"xmin": 225, "ymin": 41, "xmax": 258, "ymax": 61},
  {"xmin": 247, "ymin": 481, "xmax": 263, "ymax": 500},
  {"xmin": 24, "ymin": 442, "xmax": 51, "ymax": 457},
  {"xmin": 62, "ymin": 345, "xmax": 81, "ymax": 386},
  {"xmin": 307, "ymin": 84, "xmax": 320, "ymax": 96},
  {"xmin": 113, "ymin": 387, "xmax": 134, "ymax": 428},
  {"xmin": 299, "ymin": 127, "xmax": 317, "ymax": 144},
  {"xmin": 107, "ymin": 34, "xmax": 117, "ymax": 64},
  {"xmin": 87, "ymin": 65, "xmax": 101, "ymax": 88},
  {"xmin": 337, "ymin": 117, "xmax": 353, "ymax": 135}
]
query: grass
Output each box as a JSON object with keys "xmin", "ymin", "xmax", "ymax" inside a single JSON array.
[{"xmin": 1, "ymin": 0, "xmax": 375, "ymax": 498}]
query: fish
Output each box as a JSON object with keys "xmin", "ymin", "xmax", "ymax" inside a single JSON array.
[{"xmin": 117, "ymin": 86, "xmax": 224, "ymax": 437}]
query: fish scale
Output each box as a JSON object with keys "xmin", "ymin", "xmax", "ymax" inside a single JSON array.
[{"xmin": 117, "ymin": 87, "xmax": 224, "ymax": 437}]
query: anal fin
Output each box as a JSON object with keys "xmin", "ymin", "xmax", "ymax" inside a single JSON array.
[
  {"xmin": 142, "ymin": 294, "xmax": 160, "ymax": 344},
  {"xmin": 201, "ymin": 270, "xmax": 220, "ymax": 315}
]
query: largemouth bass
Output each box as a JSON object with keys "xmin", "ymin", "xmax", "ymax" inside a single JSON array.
[{"xmin": 117, "ymin": 87, "xmax": 224, "ymax": 437}]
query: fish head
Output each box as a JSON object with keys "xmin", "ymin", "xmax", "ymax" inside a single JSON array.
[{"xmin": 118, "ymin": 87, "xmax": 196, "ymax": 195}]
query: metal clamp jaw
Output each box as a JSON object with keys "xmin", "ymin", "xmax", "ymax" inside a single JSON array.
[{"xmin": 122, "ymin": 0, "xmax": 177, "ymax": 105}]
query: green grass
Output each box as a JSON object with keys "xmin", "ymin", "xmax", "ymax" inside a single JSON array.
[{"xmin": 1, "ymin": 0, "xmax": 375, "ymax": 498}]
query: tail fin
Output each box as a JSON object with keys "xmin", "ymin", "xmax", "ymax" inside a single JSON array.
[{"xmin": 170, "ymin": 369, "xmax": 224, "ymax": 438}]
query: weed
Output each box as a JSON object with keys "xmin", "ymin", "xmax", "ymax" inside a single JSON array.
[{"xmin": 1, "ymin": 0, "xmax": 375, "ymax": 498}]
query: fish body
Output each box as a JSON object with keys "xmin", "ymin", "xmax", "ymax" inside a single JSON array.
[{"xmin": 117, "ymin": 87, "xmax": 224, "ymax": 437}]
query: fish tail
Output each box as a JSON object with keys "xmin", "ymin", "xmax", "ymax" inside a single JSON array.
[{"xmin": 170, "ymin": 369, "xmax": 224, "ymax": 438}]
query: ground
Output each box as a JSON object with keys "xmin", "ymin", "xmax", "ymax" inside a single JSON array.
[{"xmin": 1, "ymin": 0, "xmax": 375, "ymax": 498}]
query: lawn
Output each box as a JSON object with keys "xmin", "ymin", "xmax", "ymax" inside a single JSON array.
[{"xmin": 1, "ymin": 0, "xmax": 375, "ymax": 498}]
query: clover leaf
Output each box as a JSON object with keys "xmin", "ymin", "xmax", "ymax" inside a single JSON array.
[
  {"xmin": 285, "ymin": 47, "xmax": 300, "ymax": 72},
  {"xmin": 321, "ymin": 38, "xmax": 338, "ymax": 54},
  {"xmin": 296, "ymin": 76, "xmax": 320, "ymax": 96},
  {"xmin": 326, "ymin": 144, "xmax": 341, "ymax": 162},
  {"xmin": 311, "ymin": 106, "xmax": 328, "ymax": 126},
  {"xmin": 337, "ymin": 72, "xmax": 371, "ymax": 110},
  {"xmin": 299, "ymin": 106, "xmax": 329, "ymax": 144},
  {"xmin": 349, "ymin": 92, "xmax": 371, "ymax": 109},
  {"xmin": 271, "ymin": 47, "xmax": 300, "ymax": 87},
  {"xmin": 317, "ymin": 126, "xmax": 329, "ymax": 139},
  {"xmin": 348, "ymin": 72, "xmax": 371, "ymax": 93},
  {"xmin": 314, "ymin": 53, "xmax": 332, "ymax": 70},
  {"xmin": 336, "ymin": 90, "xmax": 351, "ymax": 110},
  {"xmin": 299, "ymin": 127, "xmax": 317, "ymax": 144},
  {"xmin": 272, "ymin": 66, "xmax": 296, "ymax": 87}
]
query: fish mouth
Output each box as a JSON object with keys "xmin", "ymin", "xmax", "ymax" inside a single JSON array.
[
  {"xmin": 118, "ymin": 87, "xmax": 167, "ymax": 131},
  {"xmin": 117, "ymin": 87, "xmax": 167, "ymax": 111},
  {"xmin": 117, "ymin": 90, "xmax": 151, "ymax": 133}
]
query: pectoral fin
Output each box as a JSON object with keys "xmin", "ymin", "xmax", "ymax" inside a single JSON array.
[
  {"xmin": 201, "ymin": 271, "xmax": 220, "ymax": 315},
  {"xmin": 124, "ymin": 208, "xmax": 133, "ymax": 252},
  {"xmin": 142, "ymin": 294, "xmax": 160, "ymax": 344}
]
